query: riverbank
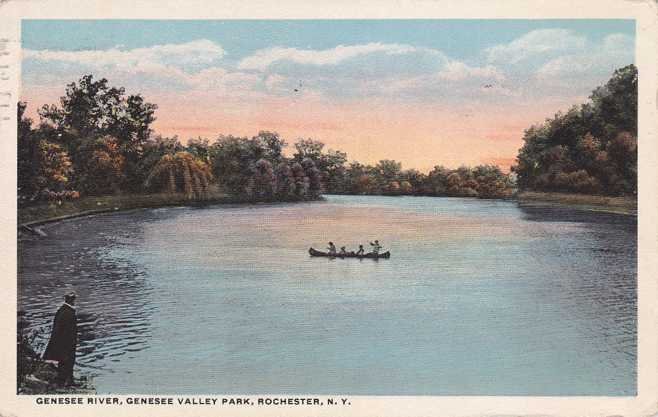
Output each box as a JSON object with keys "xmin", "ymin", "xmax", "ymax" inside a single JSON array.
[
  {"xmin": 19, "ymin": 358, "xmax": 95, "ymax": 395},
  {"xmin": 18, "ymin": 314, "xmax": 95, "ymax": 395},
  {"xmin": 18, "ymin": 191, "xmax": 293, "ymax": 226},
  {"xmin": 20, "ymin": 190, "xmax": 636, "ymax": 227},
  {"xmin": 517, "ymin": 191, "xmax": 637, "ymax": 215}
]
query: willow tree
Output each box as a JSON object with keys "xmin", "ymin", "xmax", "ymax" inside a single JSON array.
[{"xmin": 145, "ymin": 151, "xmax": 213, "ymax": 199}]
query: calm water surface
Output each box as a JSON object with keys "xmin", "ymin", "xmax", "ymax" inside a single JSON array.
[{"xmin": 18, "ymin": 195, "xmax": 637, "ymax": 395}]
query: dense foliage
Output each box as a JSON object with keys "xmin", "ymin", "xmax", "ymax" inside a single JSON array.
[
  {"xmin": 207, "ymin": 134, "xmax": 515, "ymax": 198},
  {"xmin": 513, "ymin": 64, "xmax": 637, "ymax": 196},
  {"xmin": 145, "ymin": 151, "xmax": 214, "ymax": 199},
  {"xmin": 31, "ymin": 67, "xmax": 648, "ymax": 205},
  {"xmin": 17, "ymin": 74, "xmax": 515, "ymax": 203},
  {"xmin": 208, "ymin": 132, "xmax": 322, "ymax": 201},
  {"xmin": 316, "ymin": 159, "xmax": 514, "ymax": 198},
  {"xmin": 17, "ymin": 76, "xmax": 217, "ymax": 204}
]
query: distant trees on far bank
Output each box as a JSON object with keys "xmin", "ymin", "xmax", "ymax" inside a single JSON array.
[
  {"xmin": 209, "ymin": 132, "xmax": 323, "ymax": 201},
  {"xmin": 513, "ymin": 64, "xmax": 637, "ymax": 196},
  {"xmin": 17, "ymin": 74, "xmax": 517, "ymax": 205},
  {"xmin": 312, "ymin": 156, "xmax": 515, "ymax": 199}
]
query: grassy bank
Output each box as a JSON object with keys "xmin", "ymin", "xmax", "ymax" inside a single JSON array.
[
  {"xmin": 18, "ymin": 314, "xmax": 95, "ymax": 395},
  {"xmin": 18, "ymin": 191, "xmax": 248, "ymax": 226},
  {"xmin": 517, "ymin": 191, "xmax": 637, "ymax": 215}
]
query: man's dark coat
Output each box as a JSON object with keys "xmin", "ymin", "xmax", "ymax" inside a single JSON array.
[{"xmin": 43, "ymin": 303, "xmax": 77, "ymax": 380}]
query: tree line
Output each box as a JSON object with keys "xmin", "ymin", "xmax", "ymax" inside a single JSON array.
[
  {"xmin": 20, "ymin": 65, "xmax": 636, "ymax": 205},
  {"xmin": 17, "ymin": 75, "xmax": 326, "ymax": 204},
  {"xmin": 512, "ymin": 64, "xmax": 637, "ymax": 196},
  {"xmin": 18, "ymin": 74, "xmax": 517, "ymax": 205}
]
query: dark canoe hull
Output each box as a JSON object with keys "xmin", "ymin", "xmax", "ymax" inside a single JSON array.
[{"xmin": 309, "ymin": 247, "xmax": 391, "ymax": 259}]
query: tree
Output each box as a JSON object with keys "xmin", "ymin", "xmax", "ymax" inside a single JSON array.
[
  {"xmin": 291, "ymin": 162, "xmax": 309, "ymax": 199},
  {"xmin": 210, "ymin": 133, "xmax": 286, "ymax": 196},
  {"xmin": 138, "ymin": 136, "xmax": 185, "ymax": 182},
  {"xmin": 426, "ymin": 165, "xmax": 450, "ymax": 195},
  {"xmin": 39, "ymin": 75, "xmax": 157, "ymax": 148},
  {"xmin": 401, "ymin": 169, "xmax": 426, "ymax": 195},
  {"xmin": 18, "ymin": 102, "xmax": 39, "ymax": 200},
  {"xmin": 589, "ymin": 64, "xmax": 637, "ymax": 139},
  {"xmin": 275, "ymin": 162, "xmax": 296, "ymax": 200},
  {"xmin": 399, "ymin": 180, "xmax": 413, "ymax": 194},
  {"xmin": 75, "ymin": 136, "xmax": 126, "ymax": 195},
  {"xmin": 292, "ymin": 138, "xmax": 348, "ymax": 193},
  {"xmin": 253, "ymin": 131, "xmax": 286, "ymax": 162},
  {"xmin": 38, "ymin": 74, "xmax": 158, "ymax": 193},
  {"xmin": 354, "ymin": 174, "xmax": 377, "ymax": 195},
  {"xmin": 210, "ymin": 135, "xmax": 256, "ymax": 195},
  {"xmin": 473, "ymin": 165, "xmax": 510, "ymax": 198},
  {"xmin": 375, "ymin": 160, "xmax": 402, "ymax": 184},
  {"xmin": 386, "ymin": 181, "xmax": 401, "ymax": 195},
  {"xmin": 301, "ymin": 158, "xmax": 323, "ymax": 198},
  {"xmin": 186, "ymin": 137, "xmax": 211, "ymax": 163},
  {"xmin": 18, "ymin": 102, "xmax": 78, "ymax": 203},
  {"xmin": 293, "ymin": 138, "xmax": 324, "ymax": 163},
  {"xmin": 248, "ymin": 159, "xmax": 276, "ymax": 200},
  {"xmin": 33, "ymin": 141, "xmax": 75, "ymax": 201},
  {"xmin": 512, "ymin": 65, "xmax": 637, "ymax": 196},
  {"xmin": 145, "ymin": 152, "xmax": 213, "ymax": 199},
  {"xmin": 606, "ymin": 131, "xmax": 637, "ymax": 194}
]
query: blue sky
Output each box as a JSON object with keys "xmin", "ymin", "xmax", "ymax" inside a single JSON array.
[
  {"xmin": 20, "ymin": 19, "xmax": 636, "ymax": 170},
  {"xmin": 22, "ymin": 19, "xmax": 634, "ymax": 63}
]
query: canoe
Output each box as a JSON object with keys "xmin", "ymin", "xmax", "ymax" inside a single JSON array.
[{"xmin": 309, "ymin": 247, "xmax": 391, "ymax": 259}]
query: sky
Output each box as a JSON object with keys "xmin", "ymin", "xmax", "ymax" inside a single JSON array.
[{"xmin": 20, "ymin": 20, "xmax": 635, "ymax": 172}]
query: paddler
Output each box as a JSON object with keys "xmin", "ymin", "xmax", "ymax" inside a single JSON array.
[
  {"xmin": 370, "ymin": 240, "xmax": 382, "ymax": 255},
  {"xmin": 327, "ymin": 242, "xmax": 337, "ymax": 255}
]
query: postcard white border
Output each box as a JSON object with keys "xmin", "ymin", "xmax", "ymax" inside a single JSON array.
[{"xmin": 0, "ymin": 1, "xmax": 656, "ymax": 416}]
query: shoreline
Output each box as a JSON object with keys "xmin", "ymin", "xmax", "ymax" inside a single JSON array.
[
  {"xmin": 19, "ymin": 192, "xmax": 241, "ymax": 227},
  {"xmin": 516, "ymin": 191, "xmax": 637, "ymax": 216},
  {"xmin": 19, "ymin": 192, "xmax": 322, "ymax": 228},
  {"xmin": 19, "ymin": 190, "xmax": 636, "ymax": 229}
]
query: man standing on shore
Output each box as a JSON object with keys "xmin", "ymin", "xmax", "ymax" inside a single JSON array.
[{"xmin": 43, "ymin": 292, "xmax": 78, "ymax": 386}]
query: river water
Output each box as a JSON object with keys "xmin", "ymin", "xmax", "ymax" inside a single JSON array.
[{"xmin": 18, "ymin": 195, "xmax": 637, "ymax": 395}]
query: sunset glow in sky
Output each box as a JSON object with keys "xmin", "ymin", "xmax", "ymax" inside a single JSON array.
[{"xmin": 21, "ymin": 20, "xmax": 635, "ymax": 171}]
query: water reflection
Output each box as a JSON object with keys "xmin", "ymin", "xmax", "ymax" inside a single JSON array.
[
  {"xmin": 517, "ymin": 202, "xmax": 636, "ymax": 372},
  {"xmin": 518, "ymin": 202, "xmax": 637, "ymax": 225},
  {"xmin": 18, "ymin": 214, "xmax": 155, "ymax": 377}
]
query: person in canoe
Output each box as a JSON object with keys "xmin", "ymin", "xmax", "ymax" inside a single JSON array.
[
  {"xmin": 340, "ymin": 246, "xmax": 352, "ymax": 256},
  {"xmin": 370, "ymin": 240, "xmax": 382, "ymax": 255},
  {"xmin": 327, "ymin": 242, "xmax": 337, "ymax": 255},
  {"xmin": 356, "ymin": 245, "xmax": 365, "ymax": 256}
]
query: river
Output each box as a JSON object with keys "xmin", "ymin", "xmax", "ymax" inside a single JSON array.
[{"xmin": 18, "ymin": 195, "xmax": 637, "ymax": 395}]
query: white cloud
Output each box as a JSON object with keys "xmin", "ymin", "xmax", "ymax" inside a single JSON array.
[
  {"xmin": 436, "ymin": 61, "xmax": 505, "ymax": 82},
  {"xmin": 22, "ymin": 38, "xmax": 510, "ymax": 102},
  {"xmin": 24, "ymin": 39, "xmax": 226, "ymax": 74},
  {"xmin": 602, "ymin": 33, "xmax": 634, "ymax": 51},
  {"xmin": 22, "ymin": 40, "xmax": 267, "ymax": 96},
  {"xmin": 21, "ymin": 30, "xmax": 632, "ymax": 107},
  {"xmin": 186, "ymin": 67, "xmax": 261, "ymax": 93},
  {"xmin": 534, "ymin": 33, "xmax": 634, "ymax": 80},
  {"xmin": 485, "ymin": 29, "xmax": 587, "ymax": 64},
  {"xmin": 237, "ymin": 42, "xmax": 422, "ymax": 71},
  {"xmin": 235, "ymin": 42, "xmax": 511, "ymax": 101}
]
